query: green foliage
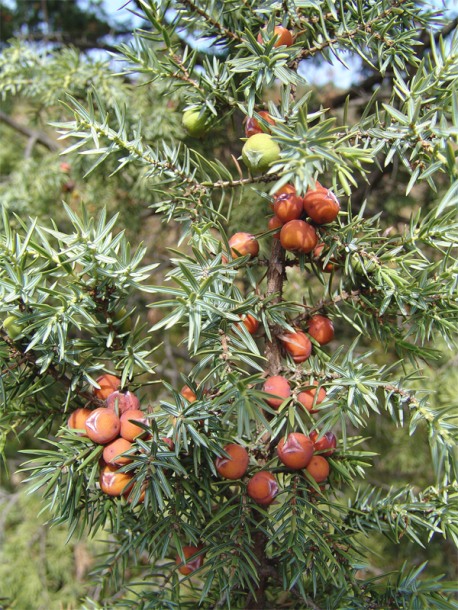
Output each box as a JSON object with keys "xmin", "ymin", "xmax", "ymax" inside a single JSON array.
[
  {"xmin": 0, "ymin": 488, "xmax": 106, "ymax": 610},
  {"xmin": 0, "ymin": 205, "xmax": 158, "ymax": 435},
  {"xmin": 0, "ymin": 41, "xmax": 185, "ymax": 231},
  {"xmin": 0, "ymin": 43, "xmax": 124, "ymax": 106},
  {"xmin": 0, "ymin": 0, "xmax": 457, "ymax": 608}
]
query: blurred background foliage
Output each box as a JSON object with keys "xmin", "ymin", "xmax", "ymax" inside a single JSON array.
[
  {"xmin": 0, "ymin": 486, "xmax": 108, "ymax": 609},
  {"xmin": 0, "ymin": 0, "xmax": 456, "ymax": 607}
]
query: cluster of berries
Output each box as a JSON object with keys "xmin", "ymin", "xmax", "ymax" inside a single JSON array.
[
  {"xmin": 228, "ymin": 103, "xmax": 341, "ymax": 268},
  {"xmin": 72, "ymin": 24, "xmax": 336, "ymax": 576},
  {"xmin": 67, "ymin": 374, "xmax": 155, "ymax": 500},
  {"xmin": 225, "ymin": 180, "xmax": 338, "ymax": 364},
  {"xmin": 173, "ymin": 428, "xmax": 336, "ymax": 576},
  {"xmin": 269, "ymin": 182, "xmax": 340, "ymax": 253},
  {"xmin": 228, "ymin": 182, "xmax": 339, "ymax": 263},
  {"xmin": 215, "ymin": 426, "xmax": 336, "ymax": 507},
  {"xmin": 177, "ymin": 337, "xmax": 338, "ymax": 576}
]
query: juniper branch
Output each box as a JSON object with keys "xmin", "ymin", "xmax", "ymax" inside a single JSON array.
[
  {"xmin": 326, "ymin": 16, "xmax": 458, "ymax": 109},
  {"xmin": 0, "ymin": 110, "xmax": 61, "ymax": 152},
  {"xmin": 290, "ymin": 0, "xmax": 413, "ymax": 69},
  {"xmin": 179, "ymin": 0, "xmax": 243, "ymax": 43}
]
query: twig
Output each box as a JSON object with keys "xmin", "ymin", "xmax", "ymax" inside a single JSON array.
[
  {"xmin": 290, "ymin": 0, "xmax": 412, "ymax": 69},
  {"xmin": 421, "ymin": 16, "xmax": 458, "ymax": 46},
  {"xmin": 297, "ymin": 290, "xmax": 363, "ymax": 320},
  {"xmin": 82, "ymin": 117, "xmax": 206, "ymax": 190},
  {"xmin": 179, "ymin": 0, "xmax": 243, "ymax": 43},
  {"xmin": 0, "ymin": 491, "xmax": 21, "ymax": 541},
  {"xmin": 24, "ymin": 134, "xmax": 39, "ymax": 159},
  {"xmin": 239, "ymin": 0, "xmax": 261, "ymax": 19},
  {"xmin": 0, "ymin": 356, "xmax": 28, "ymax": 376},
  {"xmin": 0, "ymin": 329, "xmax": 105, "ymax": 408},
  {"xmin": 326, "ymin": 17, "xmax": 458, "ymax": 109},
  {"xmin": 0, "ymin": 110, "xmax": 60, "ymax": 152},
  {"xmin": 201, "ymin": 173, "xmax": 279, "ymax": 190},
  {"xmin": 243, "ymin": 528, "xmax": 269, "ymax": 609},
  {"xmin": 169, "ymin": 52, "xmax": 206, "ymax": 95}
]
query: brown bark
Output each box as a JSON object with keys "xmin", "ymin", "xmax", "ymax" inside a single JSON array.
[
  {"xmin": 244, "ymin": 238, "xmax": 287, "ymax": 609},
  {"xmin": 264, "ymin": 238, "xmax": 286, "ymax": 376},
  {"xmin": 244, "ymin": 530, "xmax": 269, "ymax": 609},
  {"xmin": 0, "ymin": 110, "xmax": 61, "ymax": 152}
]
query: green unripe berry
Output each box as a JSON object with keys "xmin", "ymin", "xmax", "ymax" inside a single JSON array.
[
  {"xmin": 351, "ymin": 253, "xmax": 378, "ymax": 274},
  {"xmin": 114, "ymin": 307, "xmax": 132, "ymax": 333},
  {"xmin": 182, "ymin": 109, "xmax": 210, "ymax": 137},
  {"xmin": 3, "ymin": 315, "xmax": 23, "ymax": 340},
  {"xmin": 242, "ymin": 134, "xmax": 281, "ymax": 173}
]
